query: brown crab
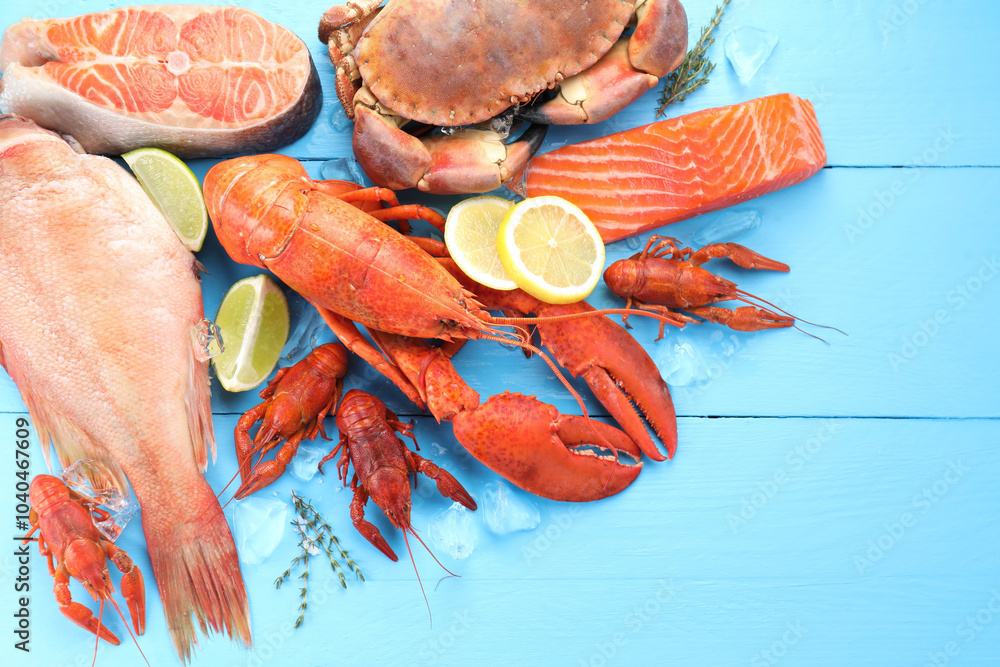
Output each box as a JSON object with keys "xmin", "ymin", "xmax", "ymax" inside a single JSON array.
[{"xmin": 319, "ymin": 0, "xmax": 688, "ymax": 194}]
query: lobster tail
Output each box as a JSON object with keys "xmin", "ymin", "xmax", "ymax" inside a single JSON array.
[{"xmin": 140, "ymin": 479, "xmax": 251, "ymax": 662}]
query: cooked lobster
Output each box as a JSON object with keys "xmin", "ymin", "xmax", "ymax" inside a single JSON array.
[{"xmin": 204, "ymin": 154, "xmax": 677, "ymax": 501}]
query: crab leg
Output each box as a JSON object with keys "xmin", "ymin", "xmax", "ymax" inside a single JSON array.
[{"xmin": 519, "ymin": 0, "xmax": 688, "ymax": 125}]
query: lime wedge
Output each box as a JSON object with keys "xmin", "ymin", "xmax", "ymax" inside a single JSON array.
[
  {"xmin": 496, "ymin": 196, "xmax": 606, "ymax": 304},
  {"xmin": 212, "ymin": 274, "xmax": 290, "ymax": 392},
  {"xmin": 122, "ymin": 147, "xmax": 209, "ymax": 252}
]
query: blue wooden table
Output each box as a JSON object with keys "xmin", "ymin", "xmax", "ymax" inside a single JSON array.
[{"xmin": 2, "ymin": 1, "xmax": 999, "ymax": 666}]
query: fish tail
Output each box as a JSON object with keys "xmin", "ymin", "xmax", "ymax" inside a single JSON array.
[{"xmin": 143, "ymin": 480, "xmax": 251, "ymax": 662}]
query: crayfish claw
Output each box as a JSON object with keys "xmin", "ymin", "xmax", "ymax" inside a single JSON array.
[
  {"xmin": 107, "ymin": 543, "xmax": 146, "ymax": 635},
  {"xmin": 350, "ymin": 485, "xmax": 399, "ymax": 561},
  {"xmin": 686, "ymin": 305, "xmax": 795, "ymax": 332},
  {"xmin": 61, "ymin": 600, "xmax": 121, "ymax": 645},
  {"xmin": 407, "ymin": 451, "xmax": 478, "ymax": 511},
  {"xmin": 451, "ymin": 392, "xmax": 642, "ymax": 502}
]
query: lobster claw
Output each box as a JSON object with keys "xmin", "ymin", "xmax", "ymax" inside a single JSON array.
[
  {"xmin": 451, "ymin": 392, "xmax": 642, "ymax": 502},
  {"xmin": 476, "ymin": 288, "xmax": 678, "ymax": 461},
  {"xmin": 365, "ymin": 332, "xmax": 643, "ymax": 501}
]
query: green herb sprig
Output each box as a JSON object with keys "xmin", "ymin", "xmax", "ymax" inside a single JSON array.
[
  {"xmin": 275, "ymin": 491, "xmax": 364, "ymax": 629},
  {"xmin": 656, "ymin": 0, "xmax": 732, "ymax": 116}
]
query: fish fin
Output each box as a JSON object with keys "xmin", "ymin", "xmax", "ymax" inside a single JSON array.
[
  {"xmin": 143, "ymin": 480, "xmax": 252, "ymax": 662},
  {"xmin": 185, "ymin": 342, "xmax": 215, "ymax": 471},
  {"xmin": 2, "ymin": 350, "xmax": 129, "ymax": 495}
]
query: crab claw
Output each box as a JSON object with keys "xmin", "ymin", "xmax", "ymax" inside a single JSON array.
[
  {"xmin": 477, "ymin": 288, "xmax": 678, "ymax": 461},
  {"xmin": 452, "ymin": 392, "xmax": 642, "ymax": 502},
  {"xmin": 351, "ymin": 103, "xmax": 547, "ymax": 194},
  {"xmin": 517, "ymin": 0, "xmax": 688, "ymax": 125}
]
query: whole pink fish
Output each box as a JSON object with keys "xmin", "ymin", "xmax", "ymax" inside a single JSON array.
[{"xmin": 0, "ymin": 115, "xmax": 250, "ymax": 660}]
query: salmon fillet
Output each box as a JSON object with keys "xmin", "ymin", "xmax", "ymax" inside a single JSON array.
[{"xmin": 514, "ymin": 93, "xmax": 826, "ymax": 242}]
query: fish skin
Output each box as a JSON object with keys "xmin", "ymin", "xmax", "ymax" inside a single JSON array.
[
  {"xmin": 0, "ymin": 6, "xmax": 321, "ymax": 158},
  {"xmin": 0, "ymin": 114, "xmax": 250, "ymax": 660},
  {"xmin": 516, "ymin": 93, "xmax": 827, "ymax": 242}
]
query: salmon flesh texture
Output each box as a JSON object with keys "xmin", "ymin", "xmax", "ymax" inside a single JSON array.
[
  {"xmin": 0, "ymin": 115, "xmax": 250, "ymax": 660},
  {"xmin": 0, "ymin": 5, "xmax": 321, "ymax": 157},
  {"xmin": 515, "ymin": 93, "xmax": 827, "ymax": 242}
]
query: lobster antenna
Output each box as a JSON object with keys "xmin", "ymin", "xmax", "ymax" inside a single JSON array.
[
  {"xmin": 493, "ymin": 307, "xmax": 683, "ymax": 330},
  {"xmin": 734, "ymin": 290, "xmax": 847, "ymax": 335}
]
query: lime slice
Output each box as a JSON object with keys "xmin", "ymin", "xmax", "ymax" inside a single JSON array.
[
  {"xmin": 212, "ymin": 274, "xmax": 290, "ymax": 392},
  {"xmin": 122, "ymin": 147, "xmax": 209, "ymax": 252},
  {"xmin": 444, "ymin": 196, "xmax": 518, "ymax": 290},
  {"xmin": 496, "ymin": 196, "xmax": 606, "ymax": 304}
]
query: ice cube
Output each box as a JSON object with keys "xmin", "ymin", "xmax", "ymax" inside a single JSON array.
[
  {"xmin": 233, "ymin": 497, "xmax": 288, "ymax": 565},
  {"xmin": 692, "ymin": 209, "xmax": 762, "ymax": 247},
  {"xmin": 60, "ymin": 459, "xmax": 138, "ymax": 541},
  {"xmin": 321, "ymin": 157, "xmax": 374, "ymax": 187},
  {"xmin": 655, "ymin": 336, "xmax": 711, "ymax": 386},
  {"xmin": 724, "ymin": 27, "xmax": 779, "ymax": 85},
  {"xmin": 481, "ymin": 481, "xmax": 540, "ymax": 535},
  {"xmin": 282, "ymin": 293, "xmax": 328, "ymax": 365},
  {"xmin": 192, "ymin": 319, "xmax": 223, "ymax": 361},
  {"xmin": 429, "ymin": 502, "xmax": 478, "ymax": 560},
  {"xmin": 290, "ymin": 444, "xmax": 329, "ymax": 482},
  {"xmin": 330, "ymin": 106, "xmax": 353, "ymax": 133}
]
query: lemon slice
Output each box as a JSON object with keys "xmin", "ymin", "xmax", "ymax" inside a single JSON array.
[
  {"xmin": 212, "ymin": 274, "xmax": 290, "ymax": 392},
  {"xmin": 497, "ymin": 196, "xmax": 606, "ymax": 304},
  {"xmin": 444, "ymin": 196, "xmax": 518, "ymax": 290},
  {"xmin": 122, "ymin": 147, "xmax": 209, "ymax": 252}
]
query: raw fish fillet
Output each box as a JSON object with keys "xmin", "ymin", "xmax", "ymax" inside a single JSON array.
[
  {"xmin": 514, "ymin": 93, "xmax": 826, "ymax": 242},
  {"xmin": 0, "ymin": 115, "xmax": 250, "ymax": 660},
  {"xmin": 0, "ymin": 5, "xmax": 320, "ymax": 157}
]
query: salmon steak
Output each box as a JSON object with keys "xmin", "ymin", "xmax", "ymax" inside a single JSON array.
[
  {"xmin": 513, "ymin": 93, "xmax": 826, "ymax": 242},
  {"xmin": 0, "ymin": 115, "xmax": 250, "ymax": 659},
  {"xmin": 0, "ymin": 5, "xmax": 320, "ymax": 157}
]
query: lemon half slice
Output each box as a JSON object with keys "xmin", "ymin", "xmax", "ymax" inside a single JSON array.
[
  {"xmin": 122, "ymin": 147, "xmax": 209, "ymax": 252},
  {"xmin": 212, "ymin": 274, "xmax": 290, "ymax": 392},
  {"xmin": 497, "ymin": 196, "xmax": 606, "ymax": 304},
  {"xmin": 444, "ymin": 196, "xmax": 518, "ymax": 290}
]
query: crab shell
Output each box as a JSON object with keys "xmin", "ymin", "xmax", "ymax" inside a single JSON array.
[{"xmin": 355, "ymin": 0, "xmax": 640, "ymax": 126}]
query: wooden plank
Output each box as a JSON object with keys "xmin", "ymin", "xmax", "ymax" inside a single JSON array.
[{"xmin": 4, "ymin": 414, "xmax": 998, "ymax": 665}]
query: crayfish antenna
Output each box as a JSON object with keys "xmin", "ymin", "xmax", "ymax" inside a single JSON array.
[
  {"xmin": 403, "ymin": 525, "xmax": 468, "ymax": 629},
  {"xmin": 107, "ymin": 596, "xmax": 151, "ymax": 667},
  {"xmin": 734, "ymin": 290, "xmax": 848, "ymax": 337},
  {"xmin": 91, "ymin": 599, "xmax": 103, "ymax": 667},
  {"xmin": 401, "ymin": 529, "xmax": 433, "ymax": 628},
  {"xmin": 216, "ymin": 465, "xmax": 246, "ymax": 510}
]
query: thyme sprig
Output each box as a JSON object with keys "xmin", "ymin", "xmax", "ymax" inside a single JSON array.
[
  {"xmin": 656, "ymin": 0, "xmax": 732, "ymax": 116},
  {"xmin": 275, "ymin": 491, "xmax": 364, "ymax": 629}
]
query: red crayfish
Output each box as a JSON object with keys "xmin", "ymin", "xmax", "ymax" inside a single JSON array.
[
  {"xmin": 603, "ymin": 235, "xmax": 797, "ymax": 339},
  {"xmin": 23, "ymin": 474, "xmax": 146, "ymax": 652},
  {"xmin": 232, "ymin": 343, "xmax": 348, "ymax": 499},
  {"xmin": 318, "ymin": 388, "xmax": 477, "ymax": 562},
  {"xmin": 318, "ymin": 388, "xmax": 477, "ymax": 617}
]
